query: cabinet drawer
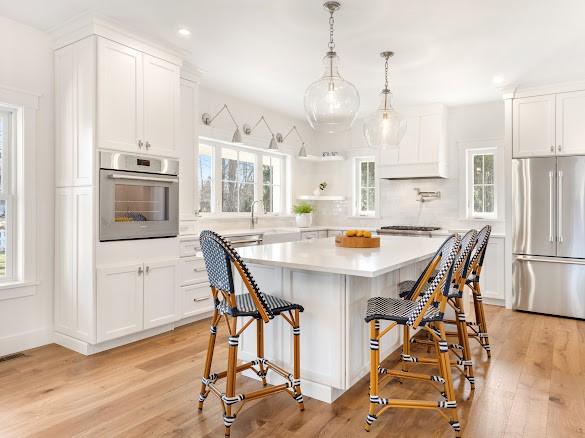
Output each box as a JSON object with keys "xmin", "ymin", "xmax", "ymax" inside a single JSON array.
[
  {"xmin": 179, "ymin": 257, "xmax": 208, "ymax": 286},
  {"xmin": 182, "ymin": 283, "xmax": 214, "ymax": 318},
  {"xmin": 327, "ymin": 230, "xmax": 343, "ymax": 237},
  {"xmin": 180, "ymin": 239, "xmax": 201, "ymax": 257},
  {"xmin": 301, "ymin": 231, "xmax": 319, "ymax": 240}
]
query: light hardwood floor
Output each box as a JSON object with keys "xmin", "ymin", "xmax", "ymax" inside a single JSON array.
[{"xmin": 1, "ymin": 305, "xmax": 584, "ymax": 437}]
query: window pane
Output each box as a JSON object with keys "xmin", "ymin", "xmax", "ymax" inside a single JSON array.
[
  {"xmin": 473, "ymin": 155, "xmax": 483, "ymax": 184},
  {"xmin": 272, "ymin": 158, "xmax": 282, "ymax": 186},
  {"xmin": 198, "ymin": 151, "xmax": 212, "ymax": 213},
  {"xmin": 0, "ymin": 115, "xmax": 4, "ymax": 192},
  {"xmin": 263, "ymin": 185, "xmax": 272, "ymax": 213},
  {"xmin": 360, "ymin": 188, "xmax": 367, "ymax": 211},
  {"xmin": 222, "ymin": 181, "xmax": 238, "ymax": 212},
  {"xmin": 367, "ymin": 162, "xmax": 375, "ymax": 187},
  {"xmin": 238, "ymin": 151, "xmax": 255, "ymax": 183},
  {"xmin": 239, "ymin": 183, "xmax": 254, "ymax": 212},
  {"xmin": 0, "ymin": 200, "xmax": 5, "ymax": 277},
  {"xmin": 222, "ymin": 148, "xmax": 238, "ymax": 181},
  {"xmin": 273, "ymin": 184, "xmax": 281, "ymax": 213},
  {"xmin": 361, "ymin": 162, "xmax": 367, "ymax": 186},
  {"xmin": 263, "ymin": 164, "xmax": 272, "ymax": 185},
  {"xmin": 367, "ymin": 188, "xmax": 375, "ymax": 211},
  {"xmin": 114, "ymin": 184, "xmax": 169, "ymax": 222},
  {"xmin": 485, "ymin": 185, "xmax": 495, "ymax": 213},
  {"xmin": 484, "ymin": 154, "xmax": 494, "ymax": 184},
  {"xmin": 473, "ymin": 185, "xmax": 483, "ymax": 213}
]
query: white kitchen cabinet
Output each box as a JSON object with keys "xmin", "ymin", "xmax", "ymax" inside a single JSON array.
[
  {"xmin": 143, "ymin": 260, "xmax": 179, "ymax": 329},
  {"xmin": 327, "ymin": 230, "xmax": 343, "ymax": 237},
  {"xmin": 97, "ymin": 38, "xmax": 143, "ymax": 153},
  {"xmin": 377, "ymin": 104, "xmax": 448, "ymax": 179},
  {"xmin": 556, "ymin": 90, "xmax": 585, "ymax": 156},
  {"xmin": 97, "ymin": 263, "xmax": 144, "ymax": 342},
  {"xmin": 181, "ymin": 282, "xmax": 214, "ymax": 319},
  {"xmin": 143, "ymin": 54, "xmax": 180, "ymax": 156},
  {"xmin": 477, "ymin": 236, "xmax": 505, "ymax": 301},
  {"xmin": 513, "ymin": 95, "xmax": 556, "ymax": 157},
  {"xmin": 301, "ymin": 231, "xmax": 319, "ymax": 240}
]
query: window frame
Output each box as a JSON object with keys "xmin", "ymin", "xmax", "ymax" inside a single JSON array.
[
  {"xmin": 354, "ymin": 156, "xmax": 377, "ymax": 217},
  {"xmin": 0, "ymin": 108, "xmax": 16, "ymax": 282},
  {"xmin": 197, "ymin": 138, "xmax": 288, "ymax": 216},
  {"xmin": 465, "ymin": 146, "xmax": 498, "ymax": 220}
]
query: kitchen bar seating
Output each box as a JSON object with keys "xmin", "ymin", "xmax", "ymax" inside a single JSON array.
[
  {"xmin": 364, "ymin": 234, "xmax": 462, "ymax": 436},
  {"xmin": 198, "ymin": 230, "xmax": 305, "ymax": 437}
]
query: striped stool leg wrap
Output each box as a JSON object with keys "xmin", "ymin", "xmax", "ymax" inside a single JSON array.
[
  {"xmin": 294, "ymin": 393, "xmax": 304, "ymax": 404},
  {"xmin": 369, "ymin": 339, "xmax": 379, "ymax": 350},
  {"xmin": 457, "ymin": 312, "xmax": 466, "ymax": 321},
  {"xmin": 475, "ymin": 295, "xmax": 483, "ymax": 302},
  {"xmin": 438, "ymin": 341, "xmax": 449, "ymax": 353},
  {"xmin": 365, "ymin": 414, "xmax": 378, "ymax": 426},
  {"xmin": 457, "ymin": 359, "xmax": 473, "ymax": 367},
  {"xmin": 292, "ymin": 327, "xmax": 301, "ymax": 336},
  {"xmin": 438, "ymin": 400, "xmax": 457, "ymax": 409},
  {"xmin": 198, "ymin": 393, "xmax": 207, "ymax": 403},
  {"xmin": 251, "ymin": 358, "xmax": 269, "ymax": 367},
  {"xmin": 201, "ymin": 373, "xmax": 218, "ymax": 386},
  {"xmin": 450, "ymin": 420, "xmax": 462, "ymax": 432},
  {"xmin": 209, "ymin": 325, "xmax": 217, "ymax": 335},
  {"xmin": 450, "ymin": 343, "xmax": 464, "ymax": 350},
  {"xmin": 287, "ymin": 374, "xmax": 302, "ymax": 388},
  {"xmin": 378, "ymin": 366, "xmax": 389, "ymax": 375},
  {"xmin": 467, "ymin": 376, "xmax": 476, "ymax": 385},
  {"xmin": 223, "ymin": 414, "xmax": 237, "ymax": 428},
  {"xmin": 221, "ymin": 394, "xmax": 245, "ymax": 406},
  {"xmin": 484, "ymin": 344, "xmax": 491, "ymax": 352},
  {"xmin": 400, "ymin": 353, "xmax": 418, "ymax": 363},
  {"xmin": 374, "ymin": 321, "xmax": 380, "ymax": 330},
  {"xmin": 478, "ymin": 332, "xmax": 489, "ymax": 338},
  {"xmin": 228, "ymin": 336, "xmax": 239, "ymax": 347},
  {"xmin": 431, "ymin": 375, "xmax": 446, "ymax": 384},
  {"xmin": 369, "ymin": 395, "xmax": 388, "ymax": 405}
]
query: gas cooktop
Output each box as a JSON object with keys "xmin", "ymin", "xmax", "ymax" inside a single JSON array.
[{"xmin": 377, "ymin": 225, "xmax": 441, "ymax": 237}]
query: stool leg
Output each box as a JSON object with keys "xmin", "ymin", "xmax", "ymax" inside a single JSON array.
[
  {"xmin": 473, "ymin": 281, "xmax": 491, "ymax": 358},
  {"xmin": 454, "ymin": 297, "xmax": 475, "ymax": 389},
  {"xmin": 224, "ymin": 320, "xmax": 239, "ymax": 438},
  {"xmin": 364, "ymin": 320, "xmax": 380, "ymax": 432},
  {"xmin": 256, "ymin": 319, "xmax": 267, "ymax": 387},
  {"xmin": 436, "ymin": 322, "xmax": 462, "ymax": 438},
  {"xmin": 292, "ymin": 309, "xmax": 304, "ymax": 411},
  {"xmin": 402, "ymin": 325, "xmax": 411, "ymax": 372},
  {"xmin": 198, "ymin": 311, "xmax": 219, "ymax": 410}
]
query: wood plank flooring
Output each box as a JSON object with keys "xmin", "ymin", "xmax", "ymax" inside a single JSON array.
[{"xmin": 1, "ymin": 305, "xmax": 584, "ymax": 437}]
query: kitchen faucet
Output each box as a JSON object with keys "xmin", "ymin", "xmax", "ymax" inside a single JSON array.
[{"xmin": 250, "ymin": 200, "xmax": 264, "ymax": 229}]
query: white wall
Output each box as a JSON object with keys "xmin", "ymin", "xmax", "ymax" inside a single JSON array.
[
  {"xmin": 0, "ymin": 16, "xmax": 54, "ymax": 355},
  {"xmin": 306, "ymin": 101, "xmax": 505, "ymax": 233}
]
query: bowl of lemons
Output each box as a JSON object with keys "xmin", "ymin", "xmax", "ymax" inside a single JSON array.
[{"xmin": 335, "ymin": 230, "xmax": 380, "ymax": 248}]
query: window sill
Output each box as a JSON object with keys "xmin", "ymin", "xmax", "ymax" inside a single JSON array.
[
  {"xmin": 0, "ymin": 280, "xmax": 39, "ymax": 300},
  {"xmin": 197, "ymin": 214, "xmax": 295, "ymax": 220}
]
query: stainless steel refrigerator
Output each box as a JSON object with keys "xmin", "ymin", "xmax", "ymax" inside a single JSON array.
[{"xmin": 513, "ymin": 156, "xmax": 585, "ymax": 319}]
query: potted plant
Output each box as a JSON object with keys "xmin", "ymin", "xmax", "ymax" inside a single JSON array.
[{"xmin": 293, "ymin": 202, "xmax": 314, "ymax": 228}]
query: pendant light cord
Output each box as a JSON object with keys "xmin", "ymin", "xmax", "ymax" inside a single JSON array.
[{"xmin": 328, "ymin": 10, "xmax": 335, "ymax": 52}]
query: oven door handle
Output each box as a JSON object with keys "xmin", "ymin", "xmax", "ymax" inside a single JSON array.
[{"xmin": 109, "ymin": 174, "xmax": 179, "ymax": 183}]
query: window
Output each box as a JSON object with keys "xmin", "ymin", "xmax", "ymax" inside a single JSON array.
[
  {"xmin": 355, "ymin": 157, "xmax": 376, "ymax": 216},
  {"xmin": 0, "ymin": 109, "xmax": 14, "ymax": 280},
  {"xmin": 197, "ymin": 139, "xmax": 287, "ymax": 215},
  {"xmin": 467, "ymin": 148, "xmax": 496, "ymax": 219}
]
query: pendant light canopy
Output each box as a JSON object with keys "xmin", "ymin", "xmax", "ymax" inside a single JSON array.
[
  {"xmin": 304, "ymin": 1, "xmax": 360, "ymax": 133},
  {"xmin": 363, "ymin": 51, "xmax": 406, "ymax": 149}
]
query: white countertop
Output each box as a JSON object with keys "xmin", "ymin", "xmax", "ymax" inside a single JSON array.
[{"xmin": 237, "ymin": 235, "xmax": 445, "ymax": 278}]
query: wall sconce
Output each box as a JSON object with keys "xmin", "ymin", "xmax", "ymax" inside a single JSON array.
[
  {"xmin": 243, "ymin": 116, "xmax": 281, "ymax": 150},
  {"xmin": 201, "ymin": 104, "xmax": 242, "ymax": 143},
  {"xmin": 282, "ymin": 125, "xmax": 308, "ymax": 158}
]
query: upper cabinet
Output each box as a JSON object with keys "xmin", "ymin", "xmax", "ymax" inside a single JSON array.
[
  {"xmin": 377, "ymin": 104, "xmax": 448, "ymax": 179},
  {"xmin": 97, "ymin": 38, "xmax": 180, "ymax": 157},
  {"xmin": 513, "ymin": 90, "xmax": 585, "ymax": 158}
]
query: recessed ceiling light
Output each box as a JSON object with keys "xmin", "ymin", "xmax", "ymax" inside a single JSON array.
[
  {"xmin": 177, "ymin": 27, "xmax": 191, "ymax": 37},
  {"xmin": 492, "ymin": 75, "xmax": 505, "ymax": 86}
]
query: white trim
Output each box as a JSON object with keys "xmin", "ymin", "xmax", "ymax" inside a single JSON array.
[
  {"xmin": 0, "ymin": 327, "xmax": 51, "ymax": 357},
  {"xmin": 0, "ymin": 86, "xmax": 40, "ymax": 109},
  {"xmin": 502, "ymin": 80, "xmax": 585, "ymax": 100},
  {"xmin": 353, "ymin": 156, "xmax": 378, "ymax": 217}
]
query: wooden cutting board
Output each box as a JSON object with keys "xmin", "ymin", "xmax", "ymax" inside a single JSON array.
[{"xmin": 335, "ymin": 235, "xmax": 381, "ymax": 248}]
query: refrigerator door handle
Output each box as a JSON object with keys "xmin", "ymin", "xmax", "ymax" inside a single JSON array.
[
  {"xmin": 558, "ymin": 170, "xmax": 564, "ymax": 243},
  {"xmin": 549, "ymin": 171, "xmax": 554, "ymax": 242},
  {"xmin": 515, "ymin": 255, "xmax": 585, "ymax": 266}
]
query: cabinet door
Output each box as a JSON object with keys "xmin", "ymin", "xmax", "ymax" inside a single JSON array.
[
  {"xmin": 556, "ymin": 90, "xmax": 585, "ymax": 156},
  {"xmin": 143, "ymin": 260, "xmax": 178, "ymax": 329},
  {"xmin": 143, "ymin": 54, "xmax": 180, "ymax": 157},
  {"xmin": 97, "ymin": 263, "xmax": 144, "ymax": 342},
  {"xmin": 513, "ymin": 95, "xmax": 556, "ymax": 157},
  {"xmin": 417, "ymin": 114, "xmax": 441, "ymax": 163},
  {"xmin": 181, "ymin": 282, "xmax": 213, "ymax": 319},
  {"xmin": 97, "ymin": 38, "xmax": 143, "ymax": 152},
  {"xmin": 478, "ymin": 238, "xmax": 505, "ymax": 300}
]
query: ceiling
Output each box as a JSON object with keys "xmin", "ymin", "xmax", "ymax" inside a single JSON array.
[{"xmin": 3, "ymin": 0, "xmax": 585, "ymax": 120}]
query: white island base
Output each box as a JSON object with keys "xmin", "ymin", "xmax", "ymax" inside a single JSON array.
[{"xmin": 236, "ymin": 236, "xmax": 446, "ymax": 403}]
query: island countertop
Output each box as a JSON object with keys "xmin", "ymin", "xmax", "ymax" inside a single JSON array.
[{"xmin": 237, "ymin": 235, "xmax": 446, "ymax": 277}]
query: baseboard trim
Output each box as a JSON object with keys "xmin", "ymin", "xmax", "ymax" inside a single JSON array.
[{"xmin": 0, "ymin": 327, "xmax": 52, "ymax": 357}]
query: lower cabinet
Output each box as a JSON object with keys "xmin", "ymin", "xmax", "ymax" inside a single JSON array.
[
  {"xmin": 97, "ymin": 259, "xmax": 178, "ymax": 343},
  {"xmin": 477, "ymin": 237, "xmax": 505, "ymax": 301},
  {"xmin": 181, "ymin": 281, "xmax": 214, "ymax": 319}
]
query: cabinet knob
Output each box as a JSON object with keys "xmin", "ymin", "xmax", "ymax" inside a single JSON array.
[
  {"xmin": 145, "ymin": 141, "xmax": 151, "ymax": 150},
  {"xmin": 138, "ymin": 140, "xmax": 144, "ymax": 148},
  {"xmin": 145, "ymin": 266, "xmax": 150, "ymax": 274},
  {"xmin": 558, "ymin": 145, "xmax": 562, "ymax": 152},
  {"xmin": 550, "ymin": 145, "xmax": 554, "ymax": 152},
  {"xmin": 138, "ymin": 266, "xmax": 144, "ymax": 275}
]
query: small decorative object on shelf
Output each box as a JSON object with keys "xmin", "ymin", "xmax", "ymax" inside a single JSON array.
[
  {"xmin": 319, "ymin": 181, "xmax": 328, "ymax": 192},
  {"xmin": 293, "ymin": 202, "xmax": 314, "ymax": 228}
]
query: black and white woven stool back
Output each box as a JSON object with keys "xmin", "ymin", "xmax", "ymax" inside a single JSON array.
[
  {"xmin": 472, "ymin": 225, "xmax": 492, "ymax": 268},
  {"xmin": 199, "ymin": 230, "xmax": 274, "ymax": 320},
  {"xmin": 455, "ymin": 229, "xmax": 478, "ymax": 281}
]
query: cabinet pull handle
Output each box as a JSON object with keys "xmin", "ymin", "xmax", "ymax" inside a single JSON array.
[
  {"xmin": 558, "ymin": 144, "xmax": 562, "ymax": 152},
  {"xmin": 138, "ymin": 140, "xmax": 144, "ymax": 148},
  {"xmin": 145, "ymin": 266, "xmax": 150, "ymax": 274},
  {"xmin": 138, "ymin": 266, "xmax": 144, "ymax": 275},
  {"xmin": 550, "ymin": 145, "xmax": 554, "ymax": 152},
  {"xmin": 193, "ymin": 296, "xmax": 210, "ymax": 302},
  {"xmin": 193, "ymin": 267, "xmax": 206, "ymax": 272},
  {"xmin": 145, "ymin": 141, "xmax": 151, "ymax": 150}
]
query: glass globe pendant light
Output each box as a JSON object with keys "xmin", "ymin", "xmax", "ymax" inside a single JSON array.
[
  {"xmin": 304, "ymin": 1, "xmax": 360, "ymax": 133},
  {"xmin": 363, "ymin": 51, "xmax": 406, "ymax": 149}
]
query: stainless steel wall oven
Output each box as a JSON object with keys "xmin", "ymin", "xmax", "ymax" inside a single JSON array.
[{"xmin": 99, "ymin": 151, "xmax": 179, "ymax": 241}]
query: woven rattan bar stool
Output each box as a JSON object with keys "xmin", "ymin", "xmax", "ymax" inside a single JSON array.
[
  {"xmin": 198, "ymin": 230, "xmax": 304, "ymax": 437},
  {"xmin": 363, "ymin": 234, "xmax": 463, "ymax": 437},
  {"xmin": 400, "ymin": 230, "xmax": 478, "ymax": 389}
]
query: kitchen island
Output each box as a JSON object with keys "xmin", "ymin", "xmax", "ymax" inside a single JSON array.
[{"xmin": 236, "ymin": 235, "xmax": 446, "ymax": 403}]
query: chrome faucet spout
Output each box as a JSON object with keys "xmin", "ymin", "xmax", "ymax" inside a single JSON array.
[{"xmin": 250, "ymin": 200, "xmax": 265, "ymax": 229}]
